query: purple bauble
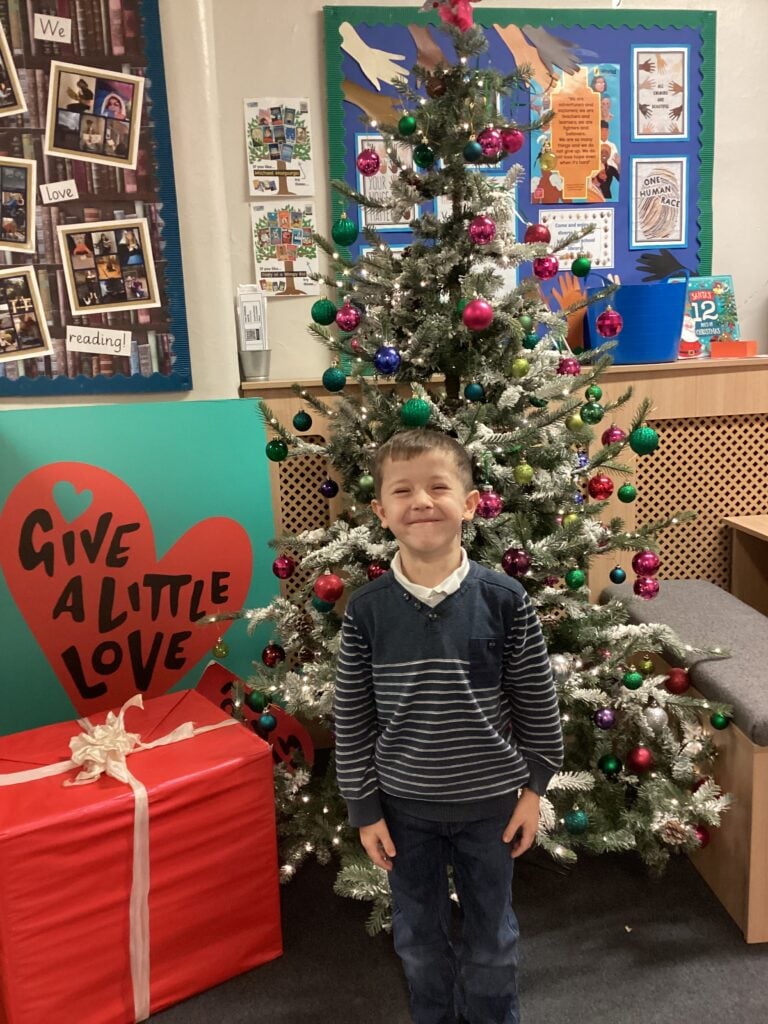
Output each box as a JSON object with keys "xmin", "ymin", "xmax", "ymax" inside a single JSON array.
[
  {"xmin": 462, "ymin": 298, "xmax": 494, "ymax": 332},
  {"xmin": 533, "ymin": 255, "xmax": 559, "ymax": 280},
  {"xmin": 633, "ymin": 575, "xmax": 660, "ymax": 600},
  {"xmin": 596, "ymin": 307, "xmax": 624, "ymax": 338},
  {"xmin": 320, "ymin": 479, "xmax": 339, "ymax": 498},
  {"xmin": 601, "ymin": 424, "xmax": 627, "ymax": 446},
  {"xmin": 336, "ymin": 302, "xmax": 362, "ymax": 332},
  {"xmin": 544, "ymin": 575, "xmax": 560, "ymax": 587},
  {"xmin": 272, "ymin": 554, "xmax": 296, "ymax": 580},
  {"xmin": 557, "ymin": 357, "xmax": 581, "ymax": 376},
  {"xmin": 501, "ymin": 128, "xmax": 524, "ymax": 154},
  {"xmin": 468, "ymin": 214, "xmax": 497, "ymax": 246},
  {"xmin": 477, "ymin": 127, "xmax": 503, "ymax": 157},
  {"xmin": 476, "ymin": 487, "xmax": 504, "ymax": 519},
  {"xmin": 367, "ymin": 561, "xmax": 389, "ymax": 581},
  {"xmin": 356, "ymin": 148, "xmax": 381, "ymax": 177},
  {"xmin": 632, "ymin": 550, "xmax": 661, "ymax": 577},
  {"xmin": 594, "ymin": 708, "xmax": 617, "ymax": 730},
  {"xmin": 502, "ymin": 547, "xmax": 531, "ymax": 577},
  {"xmin": 373, "ymin": 345, "xmax": 401, "ymax": 375}
]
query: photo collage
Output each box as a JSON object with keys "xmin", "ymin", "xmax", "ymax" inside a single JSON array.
[
  {"xmin": 0, "ymin": 270, "xmax": 51, "ymax": 364},
  {"xmin": 0, "ymin": 160, "xmax": 35, "ymax": 252}
]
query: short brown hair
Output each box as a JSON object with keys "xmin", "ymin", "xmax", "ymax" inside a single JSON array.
[{"xmin": 372, "ymin": 430, "xmax": 475, "ymax": 496}]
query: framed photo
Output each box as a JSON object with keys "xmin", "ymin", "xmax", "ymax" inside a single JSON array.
[
  {"xmin": 632, "ymin": 46, "xmax": 689, "ymax": 141},
  {"xmin": 0, "ymin": 22, "xmax": 25, "ymax": 120},
  {"xmin": 630, "ymin": 156, "xmax": 688, "ymax": 249},
  {"xmin": 44, "ymin": 61, "xmax": 144, "ymax": 168},
  {"xmin": 56, "ymin": 218, "xmax": 161, "ymax": 315},
  {"xmin": 0, "ymin": 267, "xmax": 52, "ymax": 364},
  {"xmin": 0, "ymin": 157, "xmax": 36, "ymax": 253}
]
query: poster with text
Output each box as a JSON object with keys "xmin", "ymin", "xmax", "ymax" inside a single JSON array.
[
  {"xmin": 632, "ymin": 46, "xmax": 689, "ymax": 140},
  {"xmin": 244, "ymin": 97, "xmax": 314, "ymax": 197},
  {"xmin": 631, "ymin": 156, "xmax": 687, "ymax": 248},
  {"xmin": 250, "ymin": 202, "xmax": 319, "ymax": 296}
]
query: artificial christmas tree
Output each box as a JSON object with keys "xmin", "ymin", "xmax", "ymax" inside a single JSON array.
[{"xmin": 217, "ymin": 9, "xmax": 731, "ymax": 931}]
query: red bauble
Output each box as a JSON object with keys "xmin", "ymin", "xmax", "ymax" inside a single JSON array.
[
  {"xmin": 664, "ymin": 667, "xmax": 691, "ymax": 694},
  {"xmin": 272, "ymin": 554, "xmax": 296, "ymax": 580},
  {"xmin": 462, "ymin": 298, "xmax": 494, "ymax": 331},
  {"xmin": 557, "ymin": 357, "xmax": 581, "ymax": 376},
  {"xmin": 533, "ymin": 255, "xmax": 559, "ymax": 280},
  {"xmin": 626, "ymin": 745, "xmax": 655, "ymax": 774},
  {"xmin": 350, "ymin": 337, "xmax": 363, "ymax": 353},
  {"xmin": 500, "ymin": 128, "xmax": 524, "ymax": 154},
  {"xmin": 694, "ymin": 824, "xmax": 711, "ymax": 848},
  {"xmin": 477, "ymin": 127, "xmax": 503, "ymax": 157},
  {"xmin": 632, "ymin": 549, "xmax": 661, "ymax": 576},
  {"xmin": 601, "ymin": 424, "xmax": 627, "ymax": 446},
  {"xmin": 367, "ymin": 561, "xmax": 389, "ymax": 581},
  {"xmin": 356, "ymin": 148, "xmax": 381, "ymax": 177},
  {"xmin": 261, "ymin": 642, "xmax": 286, "ymax": 668},
  {"xmin": 313, "ymin": 572, "xmax": 345, "ymax": 603},
  {"xmin": 587, "ymin": 474, "xmax": 614, "ymax": 500},
  {"xmin": 524, "ymin": 223, "xmax": 551, "ymax": 244},
  {"xmin": 476, "ymin": 487, "xmax": 504, "ymax": 519},
  {"xmin": 596, "ymin": 307, "xmax": 624, "ymax": 338},
  {"xmin": 468, "ymin": 214, "xmax": 497, "ymax": 245},
  {"xmin": 633, "ymin": 576, "xmax": 660, "ymax": 600},
  {"xmin": 336, "ymin": 301, "xmax": 362, "ymax": 332}
]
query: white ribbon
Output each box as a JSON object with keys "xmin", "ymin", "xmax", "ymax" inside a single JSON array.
[{"xmin": 0, "ymin": 694, "xmax": 238, "ymax": 1023}]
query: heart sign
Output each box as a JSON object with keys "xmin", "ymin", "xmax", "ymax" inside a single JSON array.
[{"xmin": 0, "ymin": 462, "xmax": 253, "ymax": 715}]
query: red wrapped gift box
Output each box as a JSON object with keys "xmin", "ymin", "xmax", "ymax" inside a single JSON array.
[{"xmin": 0, "ymin": 690, "xmax": 282, "ymax": 1024}]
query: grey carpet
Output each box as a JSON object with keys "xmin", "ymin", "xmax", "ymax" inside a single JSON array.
[{"xmin": 151, "ymin": 851, "xmax": 768, "ymax": 1023}]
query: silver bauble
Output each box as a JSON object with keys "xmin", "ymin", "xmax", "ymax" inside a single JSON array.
[
  {"xmin": 644, "ymin": 706, "xmax": 668, "ymax": 733},
  {"xmin": 550, "ymin": 654, "xmax": 571, "ymax": 682}
]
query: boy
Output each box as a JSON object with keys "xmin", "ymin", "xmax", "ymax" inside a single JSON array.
[{"xmin": 334, "ymin": 430, "xmax": 564, "ymax": 1024}]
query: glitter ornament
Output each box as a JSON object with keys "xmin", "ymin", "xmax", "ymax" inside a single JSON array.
[
  {"xmin": 596, "ymin": 306, "xmax": 624, "ymax": 338},
  {"xmin": 398, "ymin": 114, "xmax": 417, "ymax": 135},
  {"xmin": 522, "ymin": 332, "xmax": 539, "ymax": 350},
  {"xmin": 413, "ymin": 143, "xmax": 436, "ymax": 168},
  {"xmin": 245, "ymin": 690, "xmax": 268, "ymax": 713},
  {"xmin": 626, "ymin": 746, "xmax": 655, "ymax": 774},
  {"xmin": 367, "ymin": 561, "xmax": 389, "ymax": 581},
  {"xmin": 576, "ymin": 451, "xmax": 590, "ymax": 468},
  {"xmin": 477, "ymin": 127, "xmax": 503, "ymax": 157},
  {"xmin": 468, "ymin": 214, "xmax": 497, "ymax": 245},
  {"xmin": 513, "ymin": 462, "xmax": 534, "ymax": 485},
  {"xmin": 265, "ymin": 438, "xmax": 288, "ymax": 462},
  {"xmin": 356, "ymin": 148, "xmax": 381, "ymax": 177},
  {"xmin": 336, "ymin": 300, "xmax": 362, "ymax": 332},
  {"xmin": 464, "ymin": 382, "xmax": 485, "ymax": 402},
  {"xmin": 292, "ymin": 410, "xmax": 312, "ymax": 432},
  {"xmin": 629, "ymin": 426, "xmax": 659, "ymax": 455},
  {"xmin": 580, "ymin": 401, "xmax": 604, "ymax": 425},
  {"xmin": 539, "ymin": 152, "xmax": 557, "ymax": 172},
  {"xmin": 262, "ymin": 642, "xmax": 286, "ymax": 667},
  {"xmin": 644, "ymin": 706, "xmax": 669, "ymax": 733},
  {"xmin": 350, "ymin": 337, "xmax": 363, "ymax": 353},
  {"xmin": 571, "ymin": 255, "xmax": 591, "ymax": 278},
  {"xmin": 609, "ymin": 565, "xmax": 627, "ymax": 584},
  {"xmin": 502, "ymin": 548, "xmax": 531, "ymax": 577},
  {"xmin": 319, "ymin": 479, "xmax": 339, "ymax": 498},
  {"xmin": 373, "ymin": 345, "xmax": 402, "ymax": 375},
  {"xmin": 322, "ymin": 366, "xmax": 347, "ymax": 392},
  {"xmin": 557, "ymin": 357, "xmax": 581, "ymax": 376},
  {"xmin": 462, "ymin": 298, "xmax": 494, "ymax": 331},
  {"xmin": 587, "ymin": 474, "xmax": 614, "ymax": 500},
  {"xmin": 523, "ymin": 223, "xmax": 551, "ymax": 244},
  {"xmin": 311, "ymin": 298, "xmax": 337, "ymax": 325},
  {"xmin": 258, "ymin": 712, "xmax": 277, "ymax": 733},
  {"xmin": 331, "ymin": 214, "xmax": 359, "ymax": 246},
  {"xmin": 632, "ymin": 550, "xmax": 661, "ymax": 576},
  {"xmin": 564, "ymin": 568, "xmax": 586, "ymax": 590},
  {"xmin": 476, "ymin": 486, "xmax": 504, "ymax": 519},
  {"xmin": 311, "ymin": 595, "xmax": 335, "ymax": 614},
  {"xmin": 212, "ymin": 638, "xmax": 229, "ymax": 659},
  {"xmin": 594, "ymin": 708, "xmax": 616, "ymax": 730},
  {"xmin": 598, "ymin": 753, "xmax": 622, "ymax": 777},
  {"xmin": 463, "ymin": 139, "xmax": 484, "ymax": 162},
  {"xmin": 500, "ymin": 127, "xmax": 524, "ymax": 153},
  {"xmin": 622, "ymin": 669, "xmax": 644, "ymax": 690},
  {"xmin": 664, "ymin": 668, "xmax": 690, "ymax": 694},
  {"xmin": 565, "ymin": 413, "xmax": 584, "ymax": 432},
  {"xmin": 510, "ymin": 357, "xmax": 529, "ymax": 378},
  {"xmin": 272, "ymin": 554, "xmax": 297, "ymax": 579},
  {"xmin": 710, "ymin": 711, "xmax": 730, "ymax": 730},
  {"xmin": 585, "ymin": 384, "xmax": 603, "ymax": 401},
  {"xmin": 618, "ymin": 483, "xmax": 637, "ymax": 503},
  {"xmin": 313, "ymin": 572, "xmax": 344, "ymax": 603},
  {"xmin": 533, "ymin": 255, "xmax": 559, "ymax": 280},
  {"xmin": 694, "ymin": 824, "xmax": 711, "ymax": 848},
  {"xmin": 400, "ymin": 397, "xmax": 431, "ymax": 427},
  {"xmin": 564, "ymin": 809, "xmax": 589, "ymax": 835},
  {"xmin": 602, "ymin": 424, "xmax": 627, "ymax": 445},
  {"xmin": 562, "ymin": 513, "xmax": 580, "ymax": 527},
  {"xmin": 633, "ymin": 576, "xmax": 660, "ymax": 600}
]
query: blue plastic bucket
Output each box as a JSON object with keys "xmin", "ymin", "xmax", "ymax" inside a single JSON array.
[{"xmin": 584, "ymin": 275, "xmax": 688, "ymax": 364}]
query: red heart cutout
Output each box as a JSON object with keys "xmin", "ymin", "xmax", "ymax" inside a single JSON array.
[{"xmin": 0, "ymin": 462, "xmax": 253, "ymax": 715}]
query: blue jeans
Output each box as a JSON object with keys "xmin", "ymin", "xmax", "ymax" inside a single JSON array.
[{"xmin": 384, "ymin": 803, "xmax": 520, "ymax": 1024}]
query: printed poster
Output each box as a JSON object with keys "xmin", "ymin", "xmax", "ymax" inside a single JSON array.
[
  {"xmin": 630, "ymin": 156, "xmax": 687, "ymax": 248},
  {"xmin": 355, "ymin": 132, "xmax": 418, "ymax": 230},
  {"xmin": 250, "ymin": 202, "xmax": 319, "ymax": 296},
  {"xmin": 632, "ymin": 46, "xmax": 689, "ymax": 140},
  {"xmin": 244, "ymin": 97, "xmax": 315, "ymax": 197}
]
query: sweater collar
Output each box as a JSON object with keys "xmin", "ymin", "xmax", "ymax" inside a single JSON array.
[{"xmin": 391, "ymin": 548, "xmax": 469, "ymax": 606}]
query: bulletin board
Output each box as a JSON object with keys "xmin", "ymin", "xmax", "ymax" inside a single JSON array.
[
  {"xmin": 0, "ymin": 0, "xmax": 190, "ymax": 396},
  {"xmin": 323, "ymin": 7, "xmax": 715, "ymax": 304}
]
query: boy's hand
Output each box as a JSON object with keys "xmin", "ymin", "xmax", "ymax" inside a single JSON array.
[
  {"xmin": 503, "ymin": 788, "xmax": 541, "ymax": 858},
  {"xmin": 359, "ymin": 819, "xmax": 397, "ymax": 871}
]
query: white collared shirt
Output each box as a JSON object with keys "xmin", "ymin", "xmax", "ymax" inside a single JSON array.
[{"xmin": 390, "ymin": 548, "xmax": 469, "ymax": 607}]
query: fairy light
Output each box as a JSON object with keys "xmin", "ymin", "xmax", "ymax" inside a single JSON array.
[{"xmin": 370, "ymin": 119, "xmax": 378, "ymax": 128}]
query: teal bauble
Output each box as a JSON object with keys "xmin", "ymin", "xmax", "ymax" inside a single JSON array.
[
  {"xmin": 629, "ymin": 425, "xmax": 659, "ymax": 455},
  {"xmin": 258, "ymin": 712, "xmax": 277, "ymax": 732},
  {"xmin": 598, "ymin": 753, "xmax": 622, "ymax": 777},
  {"xmin": 400, "ymin": 398, "xmax": 431, "ymax": 427},
  {"xmin": 529, "ymin": 396, "xmax": 548, "ymax": 408},
  {"xmin": 564, "ymin": 568, "xmax": 586, "ymax": 590},
  {"xmin": 311, "ymin": 595, "xmax": 335, "ymax": 613},
  {"xmin": 585, "ymin": 384, "xmax": 603, "ymax": 401},
  {"xmin": 571, "ymin": 255, "xmax": 592, "ymax": 278},
  {"xmin": 522, "ymin": 332, "xmax": 539, "ymax": 350},
  {"xmin": 322, "ymin": 366, "xmax": 347, "ymax": 392},
  {"xmin": 564, "ymin": 809, "xmax": 589, "ymax": 835},
  {"xmin": 463, "ymin": 139, "xmax": 483, "ymax": 162},
  {"xmin": 265, "ymin": 438, "xmax": 288, "ymax": 462},
  {"xmin": 622, "ymin": 669, "xmax": 644, "ymax": 690},
  {"xmin": 311, "ymin": 298, "xmax": 337, "ymax": 325},
  {"xmin": 413, "ymin": 143, "xmax": 436, "ymax": 169},
  {"xmin": 398, "ymin": 114, "xmax": 417, "ymax": 136},
  {"xmin": 617, "ymin": 483, "xmax": 637, "ymax": 503},
  {"xmin": 331, "ymin": 214, "xmax": 359, "ymax": 246},
  {"xmin": 292, "ymin": 410, "xmax": 312, "ymax": 432},
  {"xmin": 580, "ymin": 401, "xmax": 605, "ymax": 425},
  {"xmin": 609, "ymin": 565, "xmax": 627, "ymax": 584},
  {"xmin": 464, "ymin": 382, "xmax": 485, "ymax": 402}
]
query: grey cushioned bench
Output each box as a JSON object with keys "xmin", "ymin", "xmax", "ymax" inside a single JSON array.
[{"xmin": 600, "ymin": 578, "xmax": 768, "ymax": 943}]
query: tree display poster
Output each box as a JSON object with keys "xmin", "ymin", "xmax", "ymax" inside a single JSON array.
[
  {"xmin": 244, "ymin": 97, "xmax": 315, "ymax": 197},
  {"xmin": 250, "ymin": 202, "xmax": 320, "ymax": 296}
]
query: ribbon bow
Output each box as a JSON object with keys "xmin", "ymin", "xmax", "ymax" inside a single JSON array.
[{"xmin": 421, "ymin": 0, "xmax": 480, "ymax": 33}]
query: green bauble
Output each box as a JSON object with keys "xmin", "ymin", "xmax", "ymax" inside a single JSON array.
[
  {"xmin": 510, "ymin": 358, "xmax": 529, "ymax": 379},
  {"xmin": 358, "ymin": 473, "xmax": 375, "ymax": 491},
  {"xmin": 464, "ymin": 382, "xmax": 485, "ymax": 402},
  {"xmin": 400, "ymin": 397, "xmax": 431, "ymax": 427},
  {"xmin": 456, "ymin": 298, "xmax": 470, "ymax": 315},
  {"xmin": 529, "ymin": 397, "xmax": 548, "ymax": 408},
  {"xmin": 564, "ymin": 568, "xmax": 586, "ymax": 590},
  {"xmin": 312, "ymin": 595, "xmax": 335, "ymax": 613},
  {"xmin": 212, "ymin": 638, "xmax": 229, "ymax": 659},
  {"xmin": 398, "ymin": 114, "xmax": 417, "ymax": 136},
  {"xmin": 413, "ymin": 144, "xmax": 435, "ymax": 169},
  {"xmin": 514, "ymin": 462, "xmax": 534, "ymax": 485},
  {"xmin": 580, "ymin": 401, "xmax": 605, "ymax": 425},
  {"xmin": 522, "ymin": 332, "xmax": 539, "ymax": 350},
  {"xmin": 322, "ymin": 366, "xmax": 347, "ymax": 392},
  {"xmin": 518, "ymin": 314, "xmax": 533, "ymax": 332},
  {"xmin": 245, "ymin": 690, "xmax": 268, "ymax": 713},
  {"xmin": 564, "ymin": 809, "xmax": 589, "ymax": 835},
  {"xmin": 265, "ymin": 438, "xmax": 288, "ymax": 462},
  {"xmin": 565, "ymin": 413, "xmax": 585, "ymax": 431},
  {"xmin": 622, "ymin": 669, "xmax": 644, "ymax": 690},
  {"xmin": 571, "ymin": 255, "xmax": 592, "ymax": 278},
  {"xmin": 585, "ymin": 384, "xmax": 603, "ymax": 401},
  {"xmin": 598, "ymin": 753, "xmax": 622, "ymax": 777},
  {"xmin": 617, "ymin": 483, "xmax": 637, "ymax": 503},
  {"xmin": 292, "ymin": 410, "xmax": 312, "ymax": 432},
  {"xmin": 311, "ymin": 298, "xmax": 337, "ymax": 326},
  {"xmin": 710, "ymin": 711, "xmax": 730, "ymax": 730},
  {"xmin": 331, "ymin": 214, "xmax": 359, "ymax": 246},
  {"xmin": 629, "ymin": 425, "xmax": 660, "ymax": 455}
]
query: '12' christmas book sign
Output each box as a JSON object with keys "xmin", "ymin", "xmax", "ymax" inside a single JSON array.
[{"xmin": 682, "ymin": 275, "xmax": 740, "ymax": 357}]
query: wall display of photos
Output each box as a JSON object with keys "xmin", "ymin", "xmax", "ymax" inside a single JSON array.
[
  {"xmin": 323, "ymin": 7, "xmax": 715, "ymax": 302},
  {"xmin": 0, "ymin": 0, "xmax": 190, "ymax": 396}
]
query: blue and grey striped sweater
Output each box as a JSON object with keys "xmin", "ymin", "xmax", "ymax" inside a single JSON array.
[{"xmin": 334, "ymin": 560, "xmax": 564, "ymax": 827}]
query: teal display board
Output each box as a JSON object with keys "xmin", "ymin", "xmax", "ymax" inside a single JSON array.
[{"xmin": 0, "ymin": 399, "xmax": 276, "ymax": 735}]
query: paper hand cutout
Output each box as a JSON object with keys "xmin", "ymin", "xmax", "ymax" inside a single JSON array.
[
  {"xmin": 340, "ymin": 22, "xmax": 408, "ymax": 92},
  {"xmin": 517, "ymin": 26, "xmax": 582, "ymax": 78},
  {"xmin": 635, "ymin": 250, "xmax": 691, "ymax": 283}
]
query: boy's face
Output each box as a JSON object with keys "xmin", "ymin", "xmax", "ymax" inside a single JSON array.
[{"xmin": 371, "ymin": 451, "xmax": 479, "ymax": 561}]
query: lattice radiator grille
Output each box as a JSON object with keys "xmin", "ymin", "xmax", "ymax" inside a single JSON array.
[
  {"xmin": 636, "ymin": 414, "xmax": 768, "ymax": 588},
  {"xmin": 276, "ymin": 436, "xmax": 329, "ymax": 602}
]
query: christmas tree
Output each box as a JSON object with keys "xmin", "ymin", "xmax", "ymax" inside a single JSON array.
[{"xmin": 218, "ymin": 10, "xmax": 731, "ymax": 933}]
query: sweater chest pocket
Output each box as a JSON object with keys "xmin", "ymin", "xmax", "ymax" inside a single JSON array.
[{"xmin": 468, "ymin": 637, "xmax": 504, "ymax": 687}]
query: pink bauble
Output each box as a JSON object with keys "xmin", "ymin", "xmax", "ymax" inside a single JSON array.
[
  {"xmin": 632, "ymin": 549, "xmax": 661, "ymax": 577},
  {"xmin": 694, "ymin": 824, "xmax": 711, "ymax": 848},
  {"xmin": 502, "ymin": 548, "xmax": 531, "ymax": 577},
  {"xmin": 462, "ymin": 298, "xmax": 494, "ymax": 332},
  {"xmin": 587, "ymin": 473, "xmax": 614, "ymax": 500},
  {"xmin": 633, "ymin": 575, "xmax": 660, "ymax": 600},
  {"xmin": 336, "ymin": 302, "xmax": 362, "ymax": 332},
  {"xmin": 557, "ymin": 357, "xmax": 581, "ymax": 376},
  {"xmin": 501, "ymin": 128, "xmax": 524, "ymax": 154},
  {"xmin": 367, "ymin": 561, "xmax": 389, "ymax": 581},
  {"xmin": 350, "ymin": 337, "xmax": 362, "ymax": 352},
  {"xmin": 468, "ymin": 214, "xmax": 497, "ymax": 245},
  {"xmin": 313, "ymin": 572, "xmax": 345, "ymax": 603},
  {"xmin": 356, "ymin": 148, "xmax": 381, "ymax": 177},
  {"xmin": 476, "ymin": 488, "xmax": 504, "ymax": 519},
  {"xmin": 626, "ymin": 745, "xmax": 655, "ymax": 774},
  {"xmin": 477, "ymin": 127, "xmax": 503, "ymax": 157},
  {"xmin": 601, "ymin": 424, "xmax": 627, "ymax": 446},
  {"xmin": 596, "ymin": 307, "xmax": 624, "ymax": 338},
  {"xmin": 533, "ymin": 255, "xmax": 559, "ymax": 280},
  {"xmin": 524, "ymin": 223, "xmax": 551, "ymax": 244},
  {"xmin": 272, "ymin": 554, "xmax": 296, "ymax": 580}
]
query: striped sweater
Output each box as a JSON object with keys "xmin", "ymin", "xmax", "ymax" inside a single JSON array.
[{"xmin": 334, "ymin": 560, "xmax": 564, "ymax": 827}]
